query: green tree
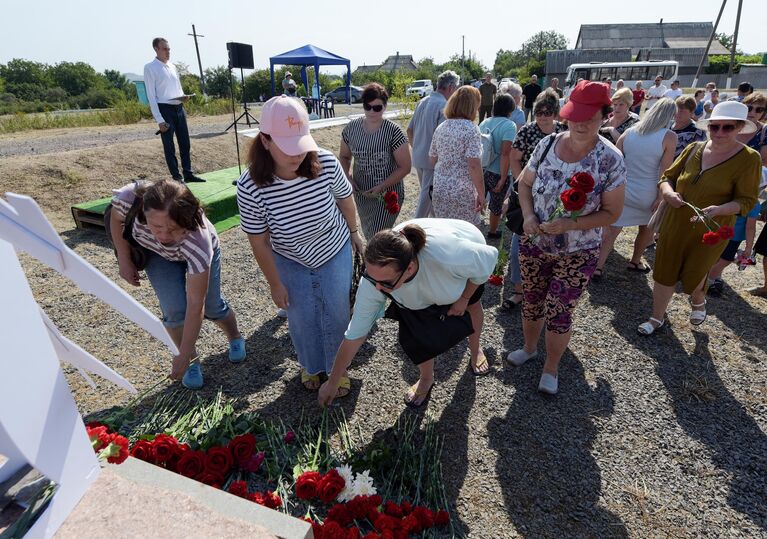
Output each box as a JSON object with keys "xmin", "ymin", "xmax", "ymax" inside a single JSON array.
[
  {"xmin": 180, "ymin": 74, "xmax": 202, "ymax": 97},
  {"xmin": 493, "ymin": 49, "xmax": 526, "ymax": 77},
  {"xmin": 440, "ymin": 54, "xmax": 487, "ymax": 82},
  {"xmin": 520, "ymin": 31, "xmax": 568, "ymax": 62},
  {"xmin": 243, "ymin": 69, "xmax": 272, "ymax": 102},
  {"xmin": 0, "ymin": 58, "xmax": 51, "ymax": 86},
  {"xmin": 204, "ymin": 65, "xmax": 238, "ymax": 99},
  {"xmin": 49, "ymin": 61, "xmax": 100, "ymax": 96},
  {"xmin": 706, "ymin": 54, "xmax": 763, "ymax": 74},
  {"xmin": 714, "ymin": 33, "xmax": 744, "ymax": 55},
  {"xmin": 0, "ymin": 77, "xmax": 5, "ymax": 94}
]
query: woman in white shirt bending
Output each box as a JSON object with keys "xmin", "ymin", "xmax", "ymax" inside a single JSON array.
[{"xmin": 317, "ymin": 219, "xmax": 498, "ymax": 408}]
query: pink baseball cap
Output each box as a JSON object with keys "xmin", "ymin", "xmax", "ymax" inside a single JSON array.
[{"xmin": 259, "ymin": 95, "xmax": 319, "ymax": 155}]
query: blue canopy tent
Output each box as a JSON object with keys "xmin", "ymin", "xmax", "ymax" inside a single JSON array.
[{"xmin": 269, "ymin": 44, "xmax": 351, "ymax": 103}]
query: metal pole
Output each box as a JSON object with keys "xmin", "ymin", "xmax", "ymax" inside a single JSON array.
[
  {"xmin": 692, "ymin": 0, "xmax": 727, "ymax": 88},
  {"xmin": 726, "ymin": 0, "xmax": 743, "ymax": 90},
  {"xmin": 188, "ymin": 24, "xmax": 207, "ymax": 96}
]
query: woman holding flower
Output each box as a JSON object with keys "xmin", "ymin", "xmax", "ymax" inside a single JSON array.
[
  {"xmin": 339, "ymin": 83, "xmax": 411, "ymax": 240},
  {"xmin": 638, "ymin": 101, "xmax": 761, "ymax": 335},
  {"xmin": 508, "ymin": 81, "xmax": 626, "ymax": 395}
]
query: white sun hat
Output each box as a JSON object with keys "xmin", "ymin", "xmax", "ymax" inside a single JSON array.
[{"xmin": 697, "ymin": 101, "xmax": 757, "ymax": 134}]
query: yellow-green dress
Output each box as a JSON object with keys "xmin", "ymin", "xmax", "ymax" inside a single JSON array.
[{"xmin": 654, "ymin": 141, "xmax": 761, "ymax": 293}]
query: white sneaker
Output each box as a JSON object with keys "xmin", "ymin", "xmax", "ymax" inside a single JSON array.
[
  {"xmin": 276, "ymin": 308, "xmax": 288, "ymax": 318},
  {"xmin": 538, "ymin": 373, "xmax": 558, "ymax": 395},
  {"xmin": 506, "ymin": 348, "xmax": 538, "ymax": 367}
]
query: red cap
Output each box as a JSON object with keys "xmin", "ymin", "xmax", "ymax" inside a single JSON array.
[{"xmin": 560, "ymin": 80, "xmax": 612, "ymax": 122}]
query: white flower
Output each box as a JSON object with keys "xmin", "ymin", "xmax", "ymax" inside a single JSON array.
[
  {"xmin": 335, "ymin": 464, "xmax": 355, "ymax": 502},
  {"xmin": 351, "ymin": 470, "xmax": 377, "ymax": 497}
]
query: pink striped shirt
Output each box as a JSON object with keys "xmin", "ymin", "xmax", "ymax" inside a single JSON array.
[{"xmin": 111, "ymin": 183, "xmax": 218, "ymax": 274}]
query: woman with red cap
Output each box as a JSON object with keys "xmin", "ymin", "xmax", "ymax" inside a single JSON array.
[
  {"xmin": 506, "ymin": 81, "xmax": 626, "ymax": 395},
  {"xmin": 236, "ymin": 95, "xmax": 364, "ymax": 398}
]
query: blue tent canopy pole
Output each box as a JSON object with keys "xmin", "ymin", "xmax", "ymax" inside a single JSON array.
[{"xmin": 269, "ymin": 44, "xmax": 351, "ymax": 102}]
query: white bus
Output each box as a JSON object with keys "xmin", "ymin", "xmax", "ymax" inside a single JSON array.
[{"xmin": 564, "ymin": 61, "xmax": 679, "ymax": 95}]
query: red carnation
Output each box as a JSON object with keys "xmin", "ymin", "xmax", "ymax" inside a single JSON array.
[
  {"xmin": 195, "ymin": 471, "xmax": 225, "ymax": 488},
  {"xmin": 569, "ymin": 172, "xmax": 595, "ymax": 193},
  {"xmin": 412, "ymin": 506, "xmax": 434, "ymax": 529},
  {"xmin": 368, "ymin": 494, "xmax": 382, "ymax": 508},
  {"xmin": 176, "ymin": 450, "xmax": 205, "ymax": 478},
  {"xmin": 387, "ymin": 203, "xmax": 400, "ymax": 215},
  {"xmin": 248, "ymin": 491, "xmax": 266, "ymax": 505},
  {"xmin": 321, "ymin": 521, "xmax": 347, "ymax": 539},
  {"xmin": 327, "ymin": 503, "xmax": 353, "ymax": 526},
  {"xmin": 717, "ymin": 225, "xmax": 735, "ymax": 240},
  {"xmin": 228, "ymin": 433, "xmax": 257, "ymax": 466},
  {"xmin": 384, "ymin": 500, "xmax": 403, "ymax": 518},
  {"xmin": 204, "ymin": 446, "xmax": 233, "ymax": 476},
  {"xmin": 129, "ymin": 439, "xmax": 155, "ymax": 463},
  {"xmin": 295, "ymin": 471, "xmax": 322, "ymax": 500},
  {"xmin": 560, "ymin": 188, "xmax": 587, "ymax": 212},
  {"xmin": 702, "ymin": 231, "xmax": 721, "ymax": 245},
  {"xmin": 283, "ymin": 431, "xmax": 296, "ymax": 444},
  {"xmin": 86, "ymin": 425, "xmax": 111, "ymax": 451},
  {"xmin": 346, "ymin": 527, "xmax": 361, "ymax": 539},
  {"xmin": 402, "ymin": 514, "xmax": 421, "ymax": 534},
  {"xmin": 434, "ymin": 509, "xmax": 450, "ymax": 527},
  {"xmin": 487, "ymin": 274, "xmax": 503, "ymax": 286},
  {"xmin": 105, "ymin": 434, "xmax": 130, "ymax": 464},
  {"xmin": 263, "ymin": 491, "xmax": 282, "ymax": 509},
  {"xmin": 384, "ymin": 191, "xmax": 398, "ymax": 204},
  {"xmin": 399, "ymin": 500, "xmax": 412, "ymax": 515},
  {"xmin": 318, "ymin": 469, "xmax": 346, "ymax": 503},
  {"xmin": 362, "ymin": 533, "xmax": 380, "ymax": 539},
  {"xmin": 227, "ymin": 480, "xmax": 249, "ymax": 498},
  {"xmin": 152, "ymin": 434, "xmax": 180, "ymax": 464}
]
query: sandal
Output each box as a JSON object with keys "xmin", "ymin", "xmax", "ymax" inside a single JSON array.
[
  {"xmin": 690, "ymin": 299, "xmax": 707, "ymax": 326},
  {"xmin": 335, "ymin": 376, "xmax": 351, "ymax": 399},
  {"xmin": 626, "ymin": 261, "xmax": 651, "ymax": 273},
  {"xmin": 591, "ymin": 268, "xmax": 604, "ymax": 282},
  {"xmin": 500, "ymin": 293, "xmax": 523, "ymax": 312},
  {"xmin": 470, "ymin": 353, "xmax": 491, "ymax": 376},
  {"xmin": 300, "ymin": 369, "xmax": 321, "ymax": 391},
  {"xmin": 637, "ymin": 317, "xmax": 666, "ymax": 336},
  {"xmin": 404, "ymin": 381, "xmax": 434, "ymax": 408}
]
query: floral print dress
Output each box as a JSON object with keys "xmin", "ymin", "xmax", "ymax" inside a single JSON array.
[{"xmin": 429, "ymin": 119, "xmax": 483, "ymax": 225}]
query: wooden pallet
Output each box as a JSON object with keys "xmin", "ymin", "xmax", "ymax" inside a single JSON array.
[{"xmin": 71, "ymin": 202, "xmax": 109, "ymax": 230}]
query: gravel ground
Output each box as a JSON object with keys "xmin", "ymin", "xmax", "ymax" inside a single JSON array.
[{"xmin": 1, "ymin": 117, "xmax": 766, "ymax": 537}]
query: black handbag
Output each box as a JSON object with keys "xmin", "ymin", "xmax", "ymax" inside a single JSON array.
[
  {"xmin": 382, "ymin": 292, "xmax": 474, "ymax": 364},
  {"xmin": 505, "ymin": 134, "xmax": 557, "ymax": 236},
  {"xmin": 104, "ymin": 183, "xmax": 150, "ymax": 270}
]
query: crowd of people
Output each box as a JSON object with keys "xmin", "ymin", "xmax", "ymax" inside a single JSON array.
[{"xmin": 114, "ymin": 53, "xmax": 766, "ymax": 401}]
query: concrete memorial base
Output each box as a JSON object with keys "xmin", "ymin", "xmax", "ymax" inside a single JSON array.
[{"xmin": 56, "ymin": 458, "xmax": 311, "ymax": 539}]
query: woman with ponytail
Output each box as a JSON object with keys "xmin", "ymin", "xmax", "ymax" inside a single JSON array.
[{"xmin": 317, "ymin": 218, "xmax": 498, "ymax": 408}]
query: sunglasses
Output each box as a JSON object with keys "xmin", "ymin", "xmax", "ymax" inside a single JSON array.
[
  {"xmin": 362, "ymin": 266, "xmax": 407, "ymax": 290},
  {"xmin": 747, "ymin": 105, "xmax": 766, "ymax": 114},
  {"xmin": 708, "ymin": 123, "xmax": 737, "ymax": 133},
  {"xmin": 363, "ymin": 103, "xmax": 384, "ymax": 112},
  {"xmin": 535, "ymin": 110, "xmax": 554, "ymax": 117}
]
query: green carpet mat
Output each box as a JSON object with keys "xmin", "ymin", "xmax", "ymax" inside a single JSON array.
[{"xmin": 71, "ymin": 167, "xmax": 243, "ymax": 234}]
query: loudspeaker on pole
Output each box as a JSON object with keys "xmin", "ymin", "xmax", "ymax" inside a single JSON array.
[{"xmin": 226, "ymin": 42, "xmax": 254, "ymax": 69}]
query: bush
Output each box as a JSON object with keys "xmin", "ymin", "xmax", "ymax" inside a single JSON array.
[
  {"xmin": 43, "ymin": 87, "xmax": 68, "ymax": 104},
  {"xmin": 6, "ymin": 82, "xmax": 48, "ymax": 102},
  {"xmin": 77, "ymin": 87, "xmax": 122, "ymax": 109}
]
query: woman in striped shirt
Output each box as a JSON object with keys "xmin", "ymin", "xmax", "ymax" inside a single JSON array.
[
  {"xmin": 110, "ymin": 179, "xmax": 245, "ymax": 390},
  {"xmin": 237, "ymin": 96, "xmax": 364, "ymax": 397},
  {"xmin": 340, "ymin": 83, "xmax": 411, "ymax": 240}
]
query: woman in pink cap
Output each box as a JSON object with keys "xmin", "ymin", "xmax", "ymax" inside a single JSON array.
[
  {"xmin": 506, "ymin": 80, "xmax": 626, "ymax": 395},
  {"xmin": 236, "ymin": 95, "xmax": 364, "ymax": 397}
]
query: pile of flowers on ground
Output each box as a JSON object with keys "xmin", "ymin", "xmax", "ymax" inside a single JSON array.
[{"xmin": 86, "ymin": 390, "xmax": 453, "ymax": 537}]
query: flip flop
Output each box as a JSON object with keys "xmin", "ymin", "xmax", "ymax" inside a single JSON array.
[
  {"xmin": 626, "ymin": 261, "xmax": 651, "ymax": 273},
  {"xmin": 335, "ymin": 376, "xmax": 351, "ymax": 399},
  {"xmin": 300, "ymin": 369, "xmax": 321, "ymax": 391},
  {"xmin": 404, "ymin": 381, "xmax": 434, "ymax": 408},
  {"xmin": 470, "ymin": 354, "xmax": 491, "ymax": 377},
  {"xmin": 500, "ymin": 294, "xmax": 524, "ymax": 312}
]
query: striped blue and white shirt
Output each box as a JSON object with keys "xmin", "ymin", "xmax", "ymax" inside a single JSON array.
[{"xmin": 236, "ymin": 149, "xmax": 354, "ymax": 268}]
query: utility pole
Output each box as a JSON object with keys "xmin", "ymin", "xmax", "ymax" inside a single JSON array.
[
  {"xmin": 692, "ymin": 0, "xmax": 727, "ymax": 88},
  {"xmin": 461, "ymin": 35, "xmax": 465, "ymax": 82},
  {"xmin": 726, "ymin": 0, "xmax": 743, "ymax": 90},
  {"xmin": 188, "ymin": 24, "xmax": 206, "ymax": 96}
]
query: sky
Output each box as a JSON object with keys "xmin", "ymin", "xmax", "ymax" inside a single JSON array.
[{"xmin": 0, "ymin": 0, "xmax": 762, "ymax": 78}]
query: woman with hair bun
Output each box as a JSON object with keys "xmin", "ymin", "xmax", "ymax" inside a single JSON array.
[
  {"xmin": 109, "ymin": 179, "xmax": 244, "ymax": 389},
  {"xmin": 317, "ymin": 218, "xmax": 498, "ymax": 408}
]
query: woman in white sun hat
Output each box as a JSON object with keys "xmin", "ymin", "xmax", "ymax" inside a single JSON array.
[{"xmin": 638, "ymin": 101, "xmax": 761, "ymax": 335}]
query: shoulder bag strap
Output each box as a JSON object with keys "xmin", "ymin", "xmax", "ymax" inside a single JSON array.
[{"xmin": 539, "ymin": 133, "xmax": 558, "ymax": 163}]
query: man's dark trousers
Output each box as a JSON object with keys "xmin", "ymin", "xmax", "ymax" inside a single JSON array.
[{"xmin": 158, "ymin": 103, "xmax": 192, "ymax": 179}]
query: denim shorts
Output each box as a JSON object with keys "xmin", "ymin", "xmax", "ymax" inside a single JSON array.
[
  {"xmin": 144, "ymin": 246, "xmax": 230, "ymax": 328},
  {"xmin": 273, "ymin": 240, "xmax": 352, "ymax": 375}
]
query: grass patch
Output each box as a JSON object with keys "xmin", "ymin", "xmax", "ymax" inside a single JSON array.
[
  {"xmin": 0, "ymin": 99, "xmax": 232, "ymax": 134},
  {"xmin": 681, "ymin": 374, "xmax": 718, "ymax": 403}
]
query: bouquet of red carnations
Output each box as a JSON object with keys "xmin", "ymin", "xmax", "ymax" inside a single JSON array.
[
  {"xmin": 382, "ymin": 191, "xmax": 400, "ymax": 215},
  {"xmin": 685, "ymin": 202, "xmax": 735, "ymax": 245}
]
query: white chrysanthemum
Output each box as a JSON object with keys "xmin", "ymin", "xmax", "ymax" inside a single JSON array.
[
  {"xmin": 351, "ymin": 470, "xmax": 377, "ymax": 497},
  {"xmin": 335, "ymin": 464, "xmax": 355, "ymax": 502}
]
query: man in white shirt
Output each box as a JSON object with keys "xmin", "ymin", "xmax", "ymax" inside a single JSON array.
[
  {"xmin": 663, "ymin": 80, "xmax": 683, "ymax": 100},
  {"xmin": 144, "ymin": 37, "xmax": 205, "ymax": 182},
  {"xmin": 703, "ymin": 81, "xmax": 717, "ymax": 103},
  {"xmin": 645, "ymin": 75, "xmax": 668, "ymax": 110}
]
